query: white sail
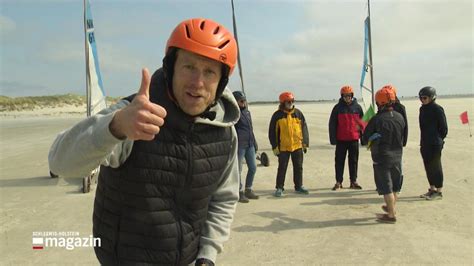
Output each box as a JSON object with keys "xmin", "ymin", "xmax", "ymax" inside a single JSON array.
[{"xmin": 84, "ymin": 0, "xmax": 107, "ymax": 116}]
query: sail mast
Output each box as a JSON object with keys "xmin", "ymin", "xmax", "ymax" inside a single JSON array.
[
  {"xmin": 231, "ymin": 0, "xmax": 245, "ymax": 94},
  {"xmin": 367, "ymin": 0, "xmax": 375, "ymax": 108},
  {"xmin": 83, "ymin": 0, "xmax": 91, "ymax": 117}
]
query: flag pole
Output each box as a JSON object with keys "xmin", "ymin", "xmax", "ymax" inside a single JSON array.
[
  {"xmin": 469, "ymin": 121, "xmax": 472, "ymax": 137},
  {"xmin": 367, "ymin": 0, "xmax": 375, "ymax": 108}
]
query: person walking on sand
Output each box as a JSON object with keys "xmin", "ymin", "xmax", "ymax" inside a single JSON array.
[
  {"xmin": 268, "ymin": 91, "xmax": 310, "ymax": 197},
  {"xmin": 418, "ymin": 86, "xmax": 448, "ymax": 200},
  {"xmin": 362, "ymin": 87, "xmax": 405, "ymax": 223},
  {"xmin": 233, "ymin": 90, "xmax": 259, "ymax": 203},
  {"xmin": 49, "ymin": 18, "xmax": 240, "ymax": 266},
  {"xmin": 328, "ymin": 85, "xmax": 364, "ymax": 190}
]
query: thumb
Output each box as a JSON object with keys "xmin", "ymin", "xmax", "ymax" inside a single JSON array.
[{"xmin": 137, "ymin": 68, "xmax": 151, "ymax": 99}]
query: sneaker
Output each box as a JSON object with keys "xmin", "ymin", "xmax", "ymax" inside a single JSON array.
[
  {"xmin": 419, "ymin": 189, "xmax": 435, "ymax": 198},
  {"xmin": 295, "ymin": 186, "xmax": 309, "ymax": 195},
  {"xmin": 349, "ymin": 182, "xmax": 362, "ymax": 189},
  {"xmin": 245, "ymin": 188, "xmax": 259, "ymax": 200},
  {"xmin": 274, "ymin": 188, "xmax": 283, "ymax": 197},
  {"xmin": 332, "ymin": 183, "xmax": 342, "ymax": 191},
  {"xmin": 426, "ymin": 191, "xmax": 443, "ymax": 201},
  {"xmin": 238, "ymin": 191, "xmax": 249, "ymax": 203}
]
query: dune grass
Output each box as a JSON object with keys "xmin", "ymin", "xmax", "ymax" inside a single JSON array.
[{"xmin": 0, "ymin": 94, "xmax": 121, "ymax": 112}]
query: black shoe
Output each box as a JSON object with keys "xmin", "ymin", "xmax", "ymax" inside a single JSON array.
[
  {"xmin": 244, "ymin": 188, "xmax": 259, "ymax": 199},
  {"xmin": 239, "ymin": 191, "xmax": 249, "ymax": 203},
  {"xmin": 419, "ymin": 189, "xmax": 435, "ymax": 198},
  {"xmin": 331, "ymin": 183, "xmax": 342, "ymax": 191},
  {"xmin": 349, "ymin": 182, "xmax": 362, "ymax": 189}
]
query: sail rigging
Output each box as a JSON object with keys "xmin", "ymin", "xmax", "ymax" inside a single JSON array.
[
  {"xmin": 231, "ymin": 0, "xmax": 245, "ymax": 94},
  {"xmin": 84, "ymin": 0, "xmax": 107, "ymax": 117}
]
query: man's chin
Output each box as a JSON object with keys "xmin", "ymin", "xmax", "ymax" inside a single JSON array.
[{"xmin": 181, "ymin": 105, "xmax": 207, "ymax": 117}]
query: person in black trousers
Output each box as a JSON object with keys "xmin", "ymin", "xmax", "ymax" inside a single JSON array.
[
  {"xmin": 329, "ymin": 85, "xmax": 364, "ymax": 190},
  {"xmin": 418, "ymin": 86, "xmax": 448, "ymax": 200}
]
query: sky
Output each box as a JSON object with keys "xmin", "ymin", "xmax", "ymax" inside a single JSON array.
[{"xmin": 0, "ymin": 0, "xmax": 472, "ymax": 102}]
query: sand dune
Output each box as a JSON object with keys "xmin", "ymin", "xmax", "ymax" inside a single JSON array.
[{"xmin": 0, "ymin": 97, "xmax": 472, "ymax": 265}]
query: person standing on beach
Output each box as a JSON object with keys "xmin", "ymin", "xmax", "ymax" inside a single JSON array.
[
  {"xmin": 418, "ymin": 86, "xmax": 448, "ymax": 200},
  {"xmin": 49, "ymin": 18, "xmax": 240, "ymax": 266},
  {"xmin": 362, "ymin": 87, "xmax": 405, "ymax": 223},
  {"xmin": 233, "ymin": 90, "xmax": 259, "ymax": 203},
  {"xmin": 328, "ymin": 85, "xmax": 364, "ymax": 190},
  {"xmin": 382, "ymin": 85, "xmax": 408, "ymax": 190},
  {"xmin": 268, "ymin": 91, "xmax": 310, "ymax": 197}
]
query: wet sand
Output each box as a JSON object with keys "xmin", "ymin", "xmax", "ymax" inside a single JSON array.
[{"xmin": 1, "ymin": 97, "xmax": 473, "ymax": 265}]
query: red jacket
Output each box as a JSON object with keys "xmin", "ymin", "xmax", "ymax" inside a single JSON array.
[{"xmin": 329, "ymin": 98, "xmax": 364, "ymax": 143}]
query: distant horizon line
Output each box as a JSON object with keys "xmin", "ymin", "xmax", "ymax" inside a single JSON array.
[{"xmin": 1, "ymin": 93, "xmax": 473, "ymax": 104}]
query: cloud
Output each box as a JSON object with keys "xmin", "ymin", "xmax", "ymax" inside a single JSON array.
[
  {"xmin": 0, "ymin": 15, "xmax": 16, "ymax": 35},
  {"xmin": 236, "ymin": 1, "xmax": 472, "ymax": 101}
]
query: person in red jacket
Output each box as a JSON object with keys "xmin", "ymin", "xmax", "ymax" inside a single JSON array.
[{"xmin": 328, "ymin": 86, "xmax": 364, "ymax": 190}]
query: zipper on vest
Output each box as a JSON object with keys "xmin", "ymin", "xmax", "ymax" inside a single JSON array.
[
  {"xmin": 186, "ymin": 123, "xmax": 195, "ymax": 185},
  {"xmin": 174, "ymin": 218, "xmax": 183, "ymax": 265},
  {"xmin": 175, "ymin": 123, "xmax": 195, "ymax": 265}
]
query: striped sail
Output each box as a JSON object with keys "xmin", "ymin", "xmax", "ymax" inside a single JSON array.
[
  {"xmin": 84, "ymin": 0, "xmax": 106, "ymax": 116},
  {"xmin": 360, "ymin": 16, "xmax": 373, "ymax": 112}
]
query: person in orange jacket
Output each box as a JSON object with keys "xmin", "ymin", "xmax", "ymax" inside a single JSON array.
[{"xmin": 268, "ymin": 91, "xmax": 310, "ymax": 197}]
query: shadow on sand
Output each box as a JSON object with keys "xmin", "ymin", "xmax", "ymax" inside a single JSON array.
[{"xmin": 233, "ymin": 211, "xmax": 378, "ymax": 233}]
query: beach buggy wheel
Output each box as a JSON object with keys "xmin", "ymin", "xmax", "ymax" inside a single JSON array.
[
  {"xmin": 82, "ymin": 176, "xmax": 91, "ymax": 193},
  {"xmin": 50, "ymin": 171, "xmax": 59, "ymax": 178},
  {"xmin": 260, "ymin": 152, "xmax": 270, "ymax": 167}
]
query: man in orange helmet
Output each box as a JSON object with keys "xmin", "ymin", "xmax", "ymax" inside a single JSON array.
[
  {"xmin": 382, "ymin": 85, "xmax": 408, "ymax": 191},
  {"xmin": 328, "ymin": 86, "xmax": 365, "ymax": 190},
  {"xmin": 49, "ymin": 18, "xmax": 240, "ymax": 265},
  {"xmin": 362, "ymin": 87, "xmax": 405, "ymax": 223},
  {"xmin": 268, "ymin": 91, "xmax": 310, "ymax": 197}
]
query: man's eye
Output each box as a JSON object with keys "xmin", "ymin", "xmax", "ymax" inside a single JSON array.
[{"xmin": 204, "ymin": 69, "xmax": 216, "ymax": 76}]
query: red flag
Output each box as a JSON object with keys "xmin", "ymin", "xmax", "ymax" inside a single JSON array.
[{"xmin": 460, "ymin": 111, "xmax": 469, "ymax": 124}]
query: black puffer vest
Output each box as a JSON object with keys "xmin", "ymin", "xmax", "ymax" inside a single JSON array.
[{"xmin": 93, "ymin": 69, "xmax": 233, "ymax": 265}]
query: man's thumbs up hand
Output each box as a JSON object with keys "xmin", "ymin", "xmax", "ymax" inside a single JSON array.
[{"xmin": 110, "ymin": 68, "xmax": 167, "ymax": 141}]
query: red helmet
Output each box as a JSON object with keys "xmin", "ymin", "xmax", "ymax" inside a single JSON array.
[
  {"xmin": 279, "ymin": 92, "xmax": 295, "ymax": 103},
  {"xmin": 375, "ymin": 87, "xmax": 396, "ymax": 106},
  {"xmin": 382, "ymin": 84, "xmax": 397, "ymax": 97},
  {"xmin": 340, "ymin": 85, "xmax": 354, "ymax": 95},
  {"xmin": 166, "ymin": 18, "xmax": 238, "ymax": 74}
]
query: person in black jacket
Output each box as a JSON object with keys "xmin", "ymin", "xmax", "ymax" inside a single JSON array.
[
  {"xmin": 233, "ymin": 91, "xmax": 259, "ymax": 203},
  {"xmin": 383, "ymin": 85, "xmax": 408, "ymax": 190},
  {"xmin": 418, "ymin": 86, "xmax": 448, "ymax": 200},
  {"xmin": 49, "ymin": 18, "xmax": 240, "ymax": 266},
  {"xmin": 363, "ymin": 87, "xmax": 405, "ymax": 223},
  {"xmin": 328, "ymin": 85, "xmax": 364, "ymax": 190}
]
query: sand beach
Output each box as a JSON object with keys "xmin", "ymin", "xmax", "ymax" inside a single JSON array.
[{"xmin": 0, "ymin": 97, "xmax": 473, "ymax": 265}]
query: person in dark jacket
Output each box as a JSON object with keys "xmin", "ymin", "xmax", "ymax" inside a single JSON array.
[
  {"xmin": 383, "ymin": 85, "xmax": 408, "ymax": 190},
  {"xmin": 268, "ymin": 91, "xmax": 310, "ymax": 197},
  {"xmin": 418, "ymin": 86, "xmax": 448, "ymax": 200},
  {"xmin": 363, "ymin": 87, "xmax": 405, "ymax": 223},
  {"xmin": 233, "ymin": 91, "xmax": 259, "ymax": 203},
  {"xmin": 329, "ymin": 85, "xmax": 364, "ymax": 190},
  {"xmin": 49, "ymin": 18, "xmax": 240, "ymax": 266}
]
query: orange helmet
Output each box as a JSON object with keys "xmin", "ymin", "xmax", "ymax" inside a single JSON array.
[
  {"xmin": 375, "ymin": 87, "xmax": 396, "ymax": 106},
  {"xmin": 166, "ymin": 18, "xmax": 238, "ymax": 74},
  {"xmin": 279, "ymin": 92, "xmax": 295, "ymax": 103},
  {"xmin": 340, "ymin": 85, "xmax": 354, "ymax": 95},
  {"xmin": 381, "ymin": 84, "xmax": 397, "ymax": 97}
]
